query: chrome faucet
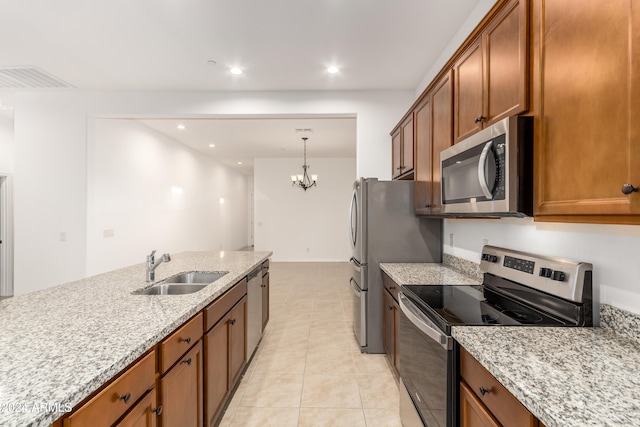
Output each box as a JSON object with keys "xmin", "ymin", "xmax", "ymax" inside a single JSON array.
[{"xmin": 146, "ymin": 250, "xmax": 171, "ymax": 282}]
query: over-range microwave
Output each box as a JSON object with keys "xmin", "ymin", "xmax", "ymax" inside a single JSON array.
[{"xmin": 440, "ymin": 116, "xmax": 533, "ymax": 217}]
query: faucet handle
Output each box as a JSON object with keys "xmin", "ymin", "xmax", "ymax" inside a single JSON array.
[
  {"xmin": 163, "ymin": 253, "xmax": 171, "ymax": 262},
  {"xmin": 148, "ymin": 250, "xmax": 156, "ymax": 258}
]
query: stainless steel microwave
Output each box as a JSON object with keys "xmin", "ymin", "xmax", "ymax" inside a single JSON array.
[{"xmin": 440, "ymin": 116, "xmax": 533, "ymax": 217}]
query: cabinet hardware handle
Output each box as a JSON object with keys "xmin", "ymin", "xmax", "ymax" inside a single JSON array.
[
  {"xmin": 152, "ymin": 405, "xmax": 163, "ymax": 415},
  {"xmin": 183, "ymin": 337, "xmax": 192, "ymax": 344},
  {"xmin": 479, "ymin": 386, "xmax": 490, "ymax": 396},
  {"xmin": 388, "ymin": 306, "xmax": 393, "ymax": 311},
  {"xmin": 474, "ymin": 115, "xmax": 486, "ymax": 124},
  {"xmin": 260, "ymin": 284, "xmax": 265, "ymax": 287},
  {"xmin": 119, "ymin": 392, "xmax": 132, "ymax": 404},
  {"xmin": 622, "ymin": 184, "xmax": 639, "ymax": 194},
  {"xmin": 389, "ymin": 286, "xmax": 396, "ymax": 290},
  {"xmin": 182, "ymin": 358, "xmax": 192, "ymax": 366},
  {"xmin": 229, "ymin": 319, "xmax": 236, "ymax": 325}
]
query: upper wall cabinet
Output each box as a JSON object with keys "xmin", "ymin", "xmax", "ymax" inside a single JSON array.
[
  {"xmin": 454, "ymin": 0, "xmax": 529, "ymax": 143},
  {"xmin": 415, "ymin": 70, "xmax": 454, "ymax": 215},
  {"xmin": 391, "ymin": 114, "xmax": 415, "ymax": 179},
  {"xmin": 533, "ymin": 0, "xmax": 640, "ymax": 223}
]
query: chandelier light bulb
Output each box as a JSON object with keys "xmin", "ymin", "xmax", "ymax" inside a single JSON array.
[{"xmin": 291, "ymin": 137, "xmax": 318, "ymax": 191}]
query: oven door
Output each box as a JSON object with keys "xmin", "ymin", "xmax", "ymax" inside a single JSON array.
[{"xmin": 398, "ymin": 293, "xmax": 456, "ymax": 427}]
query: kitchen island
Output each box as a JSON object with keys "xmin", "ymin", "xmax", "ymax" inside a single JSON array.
[{"xmin": 0, "ymin": 250, "xmax": 271, "ymax": 427}]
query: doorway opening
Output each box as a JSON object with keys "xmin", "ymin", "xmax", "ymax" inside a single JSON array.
[{"xmin": 0, "ymin": 174, "xmax": 13, "ymax": 297}]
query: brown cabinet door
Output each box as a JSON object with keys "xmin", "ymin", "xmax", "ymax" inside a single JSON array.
[
  {"xmin": 160, "ymin": 341, "xmax": 203, "ymax": 427},
  {"xmin": 401, "ymin": 115, "xmax": 415, "ymax": 174},
  {"xmin": 454, "ymin": 38, "xmax": 484, "ymax": 142},
  {"xmin": 430, "ymin": 70, "xmax": 454, "ymax": 214},
  {"xmin": 459, "ymin": 381, "xmax": 501, "ymax": 427},
  {"xmin": 229, "ymin": 297, "xmax": 247, "ymax": 386},
  {"xmin": 262, "ymin": 272, "xmax": 270, "ymax": 331},
  {"xmin": 414, "ymin": 96, "xmax": 432, "ymax": 213},
  {"xmin": 534, "ymin": 0, "xmax": 640, "ymax": 220},
  {"xmin": 204, "ymin": 317, "xmax": 229, "ymax": 425},
  {"xmin": 485, "ymin": 0, "xmax": 528, "ymax": 124},
  {"xmin": 382, "ymin": 290, "xmax": 395, "ymax": 365},
  {"xmin": 391, "ymin": 128, "xmax": 402, "ymax": 178},
  {"xmin": 115, "ymin": 390, "xmax": 158, "ymax": 427}
]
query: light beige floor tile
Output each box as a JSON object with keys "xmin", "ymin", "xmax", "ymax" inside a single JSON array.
[
  {"xmin": 253, "ymin": 350, "xmax": 307, "ymax": 375},
  {"xmin": 308, "ymin": 332, "xmax": 358, "ymax": 352},
  {"xmin": 356, "ymin": 374, "xmax": 399, "ymax": 409},
  {"xmin": 260, "ymin": 334, "xmax": 309, "ymax": 353},
  {"xmin": 300, "ymin": 375, "xmax": 362, "ymax": 408},
  {"xmin": 298, "ymin": 408, "xmax": 366, "ymax": 427},
  {"xmin": 305, "ymin": 350, "xmax": 357, "ymax": 375},
  {"xmin": 351, "ymin": 351, "xmax": 393, "ymax": 375},
  {"xmin": 363, "ymin": 408, "xmax": 403, "ymax": 427},
  {"xmin": 228, "ymin": 407, "xmax": 299, "ymax": 427},
  {"xmin": 239, "ymin": 374, "xmax": 303, "ymax": 407}
]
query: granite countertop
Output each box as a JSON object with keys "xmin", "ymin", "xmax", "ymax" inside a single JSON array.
[
  {"xmin": 453, "ymin": 325, "xmax": 640, "ymax": 427},
  {"xmin": 379, "ymin": 262, "xmax": 482, "ymax": 286},
  {"xmin": 0, "ymin": 250, "xmax": 271, "ymax": 427}
]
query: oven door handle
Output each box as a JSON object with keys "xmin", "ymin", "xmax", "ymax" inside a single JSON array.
[
  {"xmin": 477, "ymin": 140, "xmax": 494, "ymax": 200},
  {"xmin": 399, "ymin": 293, "xmax": 452, "ymax": 350}
]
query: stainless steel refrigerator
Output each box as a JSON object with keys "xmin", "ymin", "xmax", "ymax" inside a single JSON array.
[{"xmin": 349, "ymin": 178, "xmax": 442, "ymax": 353}]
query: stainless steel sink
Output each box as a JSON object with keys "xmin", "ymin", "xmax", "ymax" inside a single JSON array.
[
  {"xmin": 132, "ymin": 271, "xmax": 228, "ymax": 295},
  {"xmin": 163, "ymin": 271, "xmax": 228, "ymax": 284},
  {"xmin": 134, "ymin": 283, "xmax": 208, "ymax": 295}
]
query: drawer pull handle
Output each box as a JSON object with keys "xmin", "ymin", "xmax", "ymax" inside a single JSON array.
[
  {"xmin": 229, "ymin": 318, "xmax": 236, "ymax": 325},
  {"xmin": 479, "ymin": 386, "xmax": 490, "ymax": 396},
  {"xmin": 182, "ymin": 358, "xmax": 192, "ymax": 366},
  {"xmin": 119, "ymin": 392, "xmax": 132, "ymax": 404},
  {"xmin": 388, "ymin": 305, "xmax": 393, "ymax": 311},
  {"xmin": 183, "ymin": 337, "xmax": 192, "ymax": 344},
  {"xmin": 622, "ymin": 184, "xmax": 639, "ymax": 194},
  {"xmin": 389, "ymin": 286, "xmax": 396, "ymax": 290},
  {"xmin": 152, "ymin": 405, "xmax": 163, "ymax": 415},
  {"xmin": 474, "ymin": 115, "xmax": 486, "ymax": 124}
]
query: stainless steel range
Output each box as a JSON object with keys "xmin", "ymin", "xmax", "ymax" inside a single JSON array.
[{"xmin": 398, "ymin": 245, "xmax": 593, "ymax": 427}]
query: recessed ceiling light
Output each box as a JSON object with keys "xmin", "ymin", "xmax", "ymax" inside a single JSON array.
[
  {"xmin": 327, "ymin": 66, "xmax": 340, "ymax": 74},
  {"xmin": 177, "ymin": 124, "xmax": 186, "ymax": 130},
  {"xmin": 230, "ymin": 68, "xmax": 243, "ymax": 75},
  {"xmin": 209, "ymin": 144, "xmax": 215, "ymax": 148},
  {"xmin": 237, "ymin": 161, "xmax": 243, "ymax": 165}
]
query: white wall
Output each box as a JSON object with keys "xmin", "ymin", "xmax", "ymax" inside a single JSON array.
[
  {"xmin": 86, "ymin": 119, "xmax": 248, "ymax": 276},
  {"xmin": 254, "ymin": 157, "xmax": 355, "ymax": 261},
  {"xmin": 0, "ymin": 116, "xmax": 14, "ymax": 173},
  {"xmin": 12, "ymin": 90, "xmax": 411, "ymax": 294}
]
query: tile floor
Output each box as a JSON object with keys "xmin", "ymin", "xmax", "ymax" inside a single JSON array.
[{"xmin": 219, "ymin": 262, "xmax": 402, "ymax": 427}]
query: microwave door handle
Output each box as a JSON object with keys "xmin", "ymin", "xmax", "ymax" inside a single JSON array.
[
  {"xmin": 399, "ymin": 293, "xmax": 452, "ymax": 350},
  {"xmin": 477, "ymin": 141, "xmax": 494, "ymax": 200}
]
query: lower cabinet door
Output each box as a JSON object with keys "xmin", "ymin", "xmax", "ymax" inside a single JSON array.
[
  {"xmin": 115, "ymin": 389, "xmax": 159, "ymax": 427},
  {"xmin": 205, "ymin": 316, "xmax": 229, "ymax": 425},
  {"xmin": 459, "ymin": 381, "xmax": 500, "ymax": 427},
  {"xmin": 229, "ymin": 297, "xmax": 247, "ymax": 386},
  {"xmin": 160, "ymin": 341, "xmax": 203, "ymax": 427}
]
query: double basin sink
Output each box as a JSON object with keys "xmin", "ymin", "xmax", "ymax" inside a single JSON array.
[{"xmin": 133, "ymin": 271, "xmax": 228, "ymax": 295}]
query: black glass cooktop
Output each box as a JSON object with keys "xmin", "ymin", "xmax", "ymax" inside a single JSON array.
[{"xmin": 402, "ymin": 284, "xmax": 568, "ymax": 333}]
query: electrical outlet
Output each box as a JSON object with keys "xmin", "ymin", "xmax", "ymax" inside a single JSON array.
[
  {"xmin": 449, "ymin": 233, "xmax": 454, "ymax": 247},
  {"xmin": 103, "ymin": 229, "xmax": 114, "ymax": 238}
]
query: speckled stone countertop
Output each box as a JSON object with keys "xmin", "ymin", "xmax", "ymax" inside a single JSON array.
[
  {"xmin": 379, "ymin": 262, "xmax": 482, "ymax": 286},
  {"xmin": 0, "ymin": 250, "xmax": 271, "ymax": 427},
  {"xmin": 453, "ymin": 325, "xmax": 640, "ymax": 427}
]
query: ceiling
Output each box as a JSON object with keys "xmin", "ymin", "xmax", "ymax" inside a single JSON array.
[{"xmin": 0, "ymin": 0, "xmax": 483, "ymax": 172}]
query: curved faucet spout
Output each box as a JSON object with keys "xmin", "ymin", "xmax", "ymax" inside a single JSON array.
[{"xmin": 146, "ymin": 251, "xmax": 171, "ymax": 282}]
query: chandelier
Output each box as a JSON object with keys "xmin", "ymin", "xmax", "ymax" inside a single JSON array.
[{"xmin": 291, "ymin": 137, "xmax": 318, "ymax": 191}]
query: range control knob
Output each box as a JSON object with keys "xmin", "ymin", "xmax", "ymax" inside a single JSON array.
[
  {"xmin": 539, "ymin": 267, "xmax": 553, "ymax": 278},
  {"xmin": 481, "ymin": 254, "xmax": 498, "ymax": 263},
  {"xmin": 552, "ymin": 271, "xmax": 566, "ymax": 282}
]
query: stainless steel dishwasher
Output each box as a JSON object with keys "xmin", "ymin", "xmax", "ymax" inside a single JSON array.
[{"xmin": 246, "ymin": 266, "xmax": 263, "ymax": 358}]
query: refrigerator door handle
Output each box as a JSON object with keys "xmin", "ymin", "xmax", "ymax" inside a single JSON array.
[
  {"xmin": 350, "ymin": 278, "xmax": 361, "ymax": 296},
  {"xmin": 349, "ymin": 257, "xmax": 362, "ymax": 272},
  {"xmin": 349, "ymin": 188, "xmax": 358, "ymax": 247}
]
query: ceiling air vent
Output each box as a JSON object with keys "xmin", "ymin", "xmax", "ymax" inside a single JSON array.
[
  {"xmin": 0, "ymin": 67, "xmax": 74, "ymax": 89},
  {"xmin": 295, "ymin": 128, "xmax": 313, "ymax": 133}
]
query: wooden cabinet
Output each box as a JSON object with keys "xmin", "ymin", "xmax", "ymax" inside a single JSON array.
[
  {"xmin": 204, "ymin": 280, "xmax": 248, "ymax": 427},
  {"xmin": 115, "ymin": 390, "xmax": 159, "ymax": 427},
  {"xmin": 415, "ymin": 70, "xmax": 454, "ymax": 215},
  {"xmin": 160, "ymin": 341, "xmax": 203, "ymax": 427},
  {"xmin": 64, "ymin": 351, "xmax": 156, "ymax": 427},
  {"xmin": 454, "ymin": 0, "xmax": 528, "ymax": 142},
  {"xmin": 459, "ymin": 347, "xmax": 538, "ymax": 427},
  {"xmin": 381, "ymin": 271, "xmax": 400, "ymax": 376},
  {"xmin": 533, "ymin": 0, "xmax": 640, "ymax": 223},
  {"xmin": 159, "ymin": 312, "xmax": 203, "ymax": 374},
  {"xmin": 391, "ymin": 114, "xmax": 415, "ymax": 179}
]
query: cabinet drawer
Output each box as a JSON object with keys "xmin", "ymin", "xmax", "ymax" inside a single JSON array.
[
  {"xmin": 381, "ymin": 271, "xmax": 399, "ymax": 302},
  {"xmin": 205, "ymin": 278, "xmax": 247, "ymax": 332},
  {"xmin": 65, "ymin": 350, "xmax": 155, "ymax": 427},
  {"xmin": 460, "ymin": 347, "xmax": 537, "ymax": 427},
  {"xmin": 160, "ymin": 313, "xmax": 203, "ymax": 374}
]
